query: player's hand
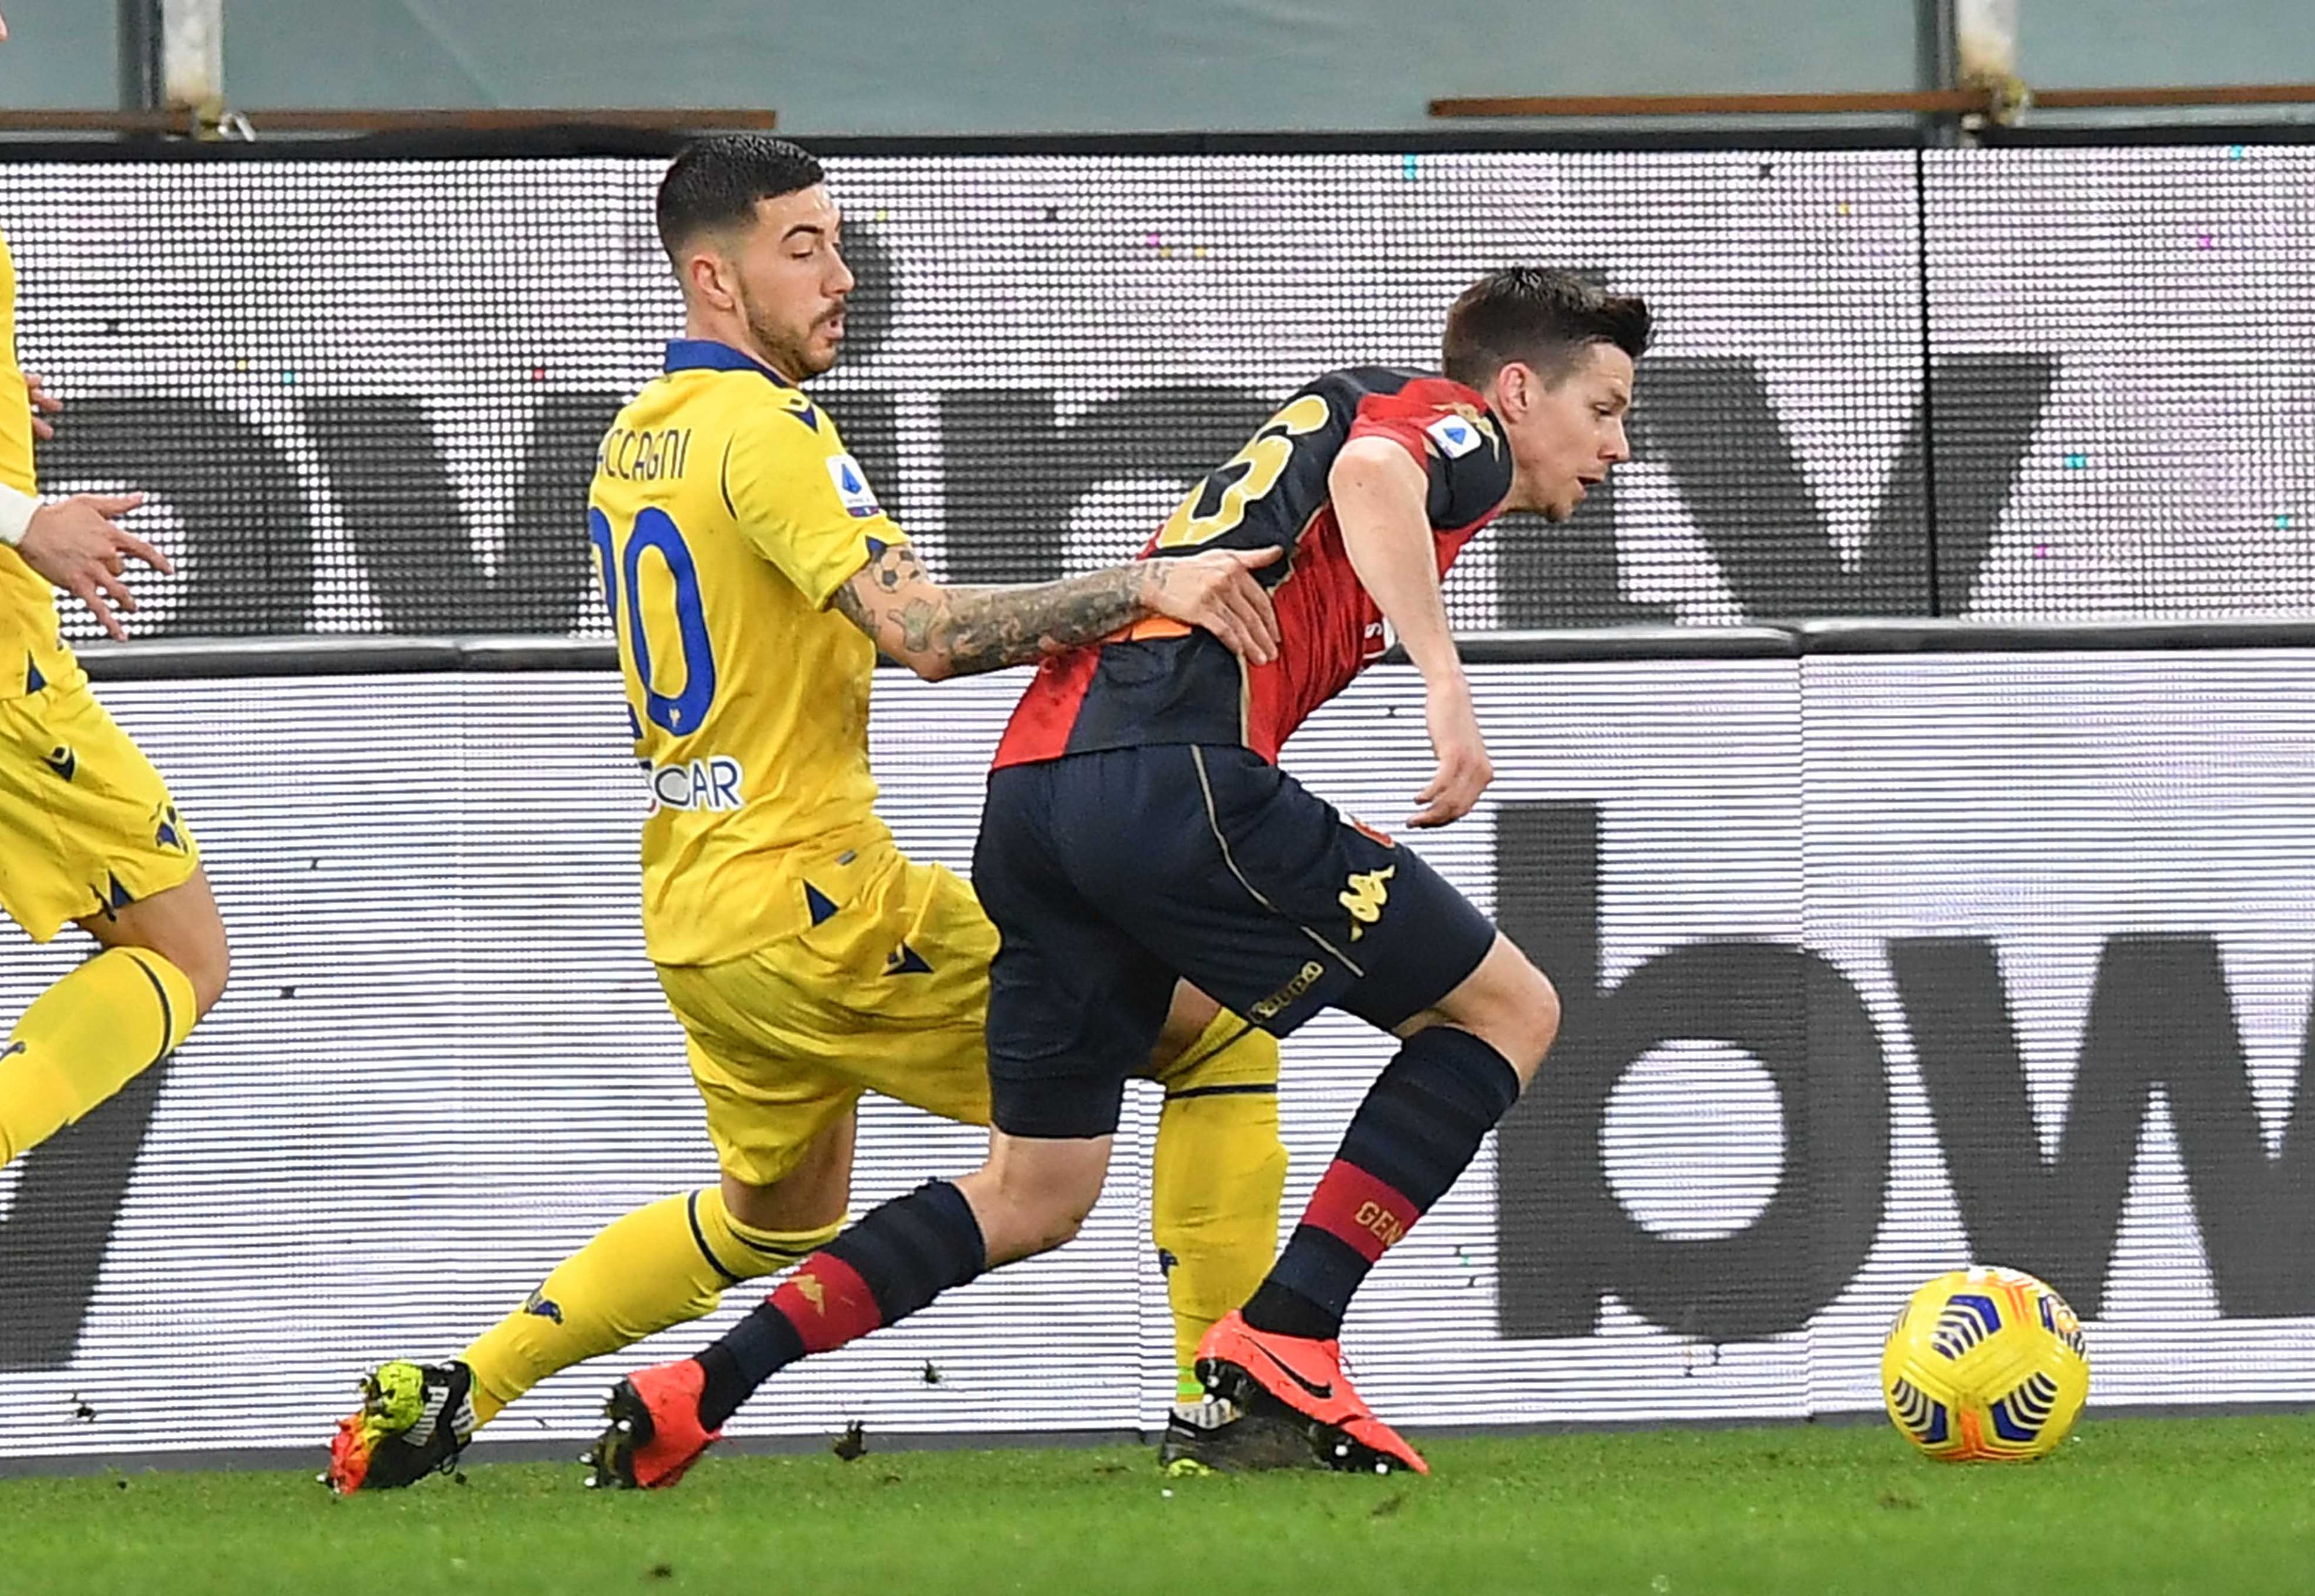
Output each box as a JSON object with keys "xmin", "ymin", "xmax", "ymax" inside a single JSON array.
[
  {"xmin": 24, "ymin": 371, "xmax": 61, "ymax": 442},
  {"xmin": 1141, "ymin": 545, "xmax": 1283, "ymax": 665},
  {"xmin": 18, "ymin": 492, "xmax": 167, "ymax": 642},
  {"xmin": 1410, "ymin": 674, "xmax": 1491, "ymax": 828}
]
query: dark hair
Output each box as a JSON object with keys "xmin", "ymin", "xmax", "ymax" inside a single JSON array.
[
  {"xmin": 1441, "ymin": 268, "xmax": 1653, "ymax": 389},
  {"xmin": 656, "ymin": 135, "xmax": 827, "ymax": 263}
]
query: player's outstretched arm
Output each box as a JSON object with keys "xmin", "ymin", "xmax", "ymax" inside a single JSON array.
[
  {"xmin": 0, "ymin": 487, "xmax": 165, "ymax": 642},
  {"xmin": 1331, "ymin": 437, "xmax": 1491, "ymax": 828},
  {"xmin": 831, "ymin": 539, "xmax": 1282, "ymax": 681}
]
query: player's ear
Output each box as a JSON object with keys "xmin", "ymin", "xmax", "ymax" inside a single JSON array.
[
  {"xmin": 683, "ymin": 246, "xmax": 741, "ymax": 314},
  {"xmin": 1488, "ymin": 360, "xmax": 1533, "ymax": 422}
]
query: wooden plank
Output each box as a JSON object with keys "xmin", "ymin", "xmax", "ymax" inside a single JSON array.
[
  {"xmin": 1428, "ymin": 90, "xmax": 1983, "ymax": 118},
  {"xmin": 2031, "ymin": 83, "xmax": 2315, "ymax": 109},
  {"xmin": 1429, "ymin": 85, "xmax": 2315, "ymax": 118}
]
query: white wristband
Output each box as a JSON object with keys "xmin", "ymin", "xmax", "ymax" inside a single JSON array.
[{"xmin": 0, "ymin": 482, "xmax": 37, "ymax": 548}]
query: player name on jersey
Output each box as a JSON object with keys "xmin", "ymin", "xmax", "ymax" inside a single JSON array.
[{"xmin": 597, "ymin": 424, "xmax": 695, "ymax": 484}]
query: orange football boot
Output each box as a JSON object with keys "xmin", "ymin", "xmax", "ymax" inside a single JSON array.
[
  {"xmin": 1194, "ymin": 1309, "xmax": 1428, "ymax": 1475},
  {"xmin": 582, "ymin": 1359, "xmax": 722, "ymax": 1490}
]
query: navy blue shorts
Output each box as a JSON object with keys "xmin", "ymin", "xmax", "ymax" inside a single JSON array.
[{"xmin": 974, "ymin": 743, "xmax": 1497, "ymax": 1139}]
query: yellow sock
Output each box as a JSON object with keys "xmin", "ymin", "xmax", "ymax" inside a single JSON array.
[
  {"xmin": 1152, "ymin": 1015, "xmax": 1287, "ymax": 1401},
  {"xmin": 461, "ymin": 1187, "xmax": 841, "ymax": 1427},
  {"xmin": 1, "ymin": 947, "xmax": 196, "ymax": 1168}
]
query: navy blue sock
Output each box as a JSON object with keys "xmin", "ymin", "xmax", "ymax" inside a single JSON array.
[
  {"xmin": 1243, "ymin": 1028, "xmax": 1520, "ymax": 1342},
  {"xmin": 695, "ymin": 1180, "xmax": 985, "ymax": 1430}
]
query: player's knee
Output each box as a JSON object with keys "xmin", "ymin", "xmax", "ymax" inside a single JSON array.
[
  {"xmin": 1443, "ymin": 940, "xmax": 1558, "ymax": 1084},
  {"xmin": 1014, "ymin": 1173, "xmax": 1102, "ymax": 1254},
  {"xmin": 187, "ymin": 928, "xmax": 231, "ymax": 1019},
  {"xmin": 1163, "ymin": 1023, "xmax": 1279, "ymax": 1096},
  {"xmin": 976, "ymin": 1185, "xmax": 1096, "ymax": 1263},
  {"xmin": 1151, "ymin": 984, "xmax": 1223, "ymax": 1066},
  {"xmin": 1517, "ymin": 964, "xmax": 1562, "ymax": 1079},
  {"xmin": 1026, "ymin": 1194, "xmax": 1097, "ymax": 1255},
  {"xmin": 160, "ymin": 916, "xmax": 231, "ymax": 1020},
  {"xmin": 133, "ymin": 916, "xmax": 230, "ymax": 1020},
  {"xmin": 958, "ymin": 1149, "xmax": 1110, "ymax": 1266},
  {"xmin": 109, "ymin": 875, "xmax": 232, "ymax": 1020}
]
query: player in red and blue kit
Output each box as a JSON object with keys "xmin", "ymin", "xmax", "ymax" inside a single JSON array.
[{"xmin": 590, "ymin": 268, "xmax": 1652, "ymax": 1486}]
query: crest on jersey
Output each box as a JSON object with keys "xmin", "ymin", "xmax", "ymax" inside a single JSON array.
[
  {"xmin": 1425, "ymin": 413, "xmax": 1484, "ymax": 459},
  {"xmin": 825, "ymin": 453, "xmax": 883, "ymax": 518}
]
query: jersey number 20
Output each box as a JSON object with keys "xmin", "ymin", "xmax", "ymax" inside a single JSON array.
[{"xmin": 589, "ymin": 506, "xmax": 718, "ymax": 736}]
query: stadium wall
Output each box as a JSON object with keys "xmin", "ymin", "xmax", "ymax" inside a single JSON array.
[
  {"xmin": 26, "ymin": 0, "xmax": 2315, "ymax": 130},
  {"xmin": 2, "ymin": 624, "xmax": 2311, "ymax": 1464},
  {"xmin": 3, "ymin": 140, "xmax": 2311, "ymax": 646}
]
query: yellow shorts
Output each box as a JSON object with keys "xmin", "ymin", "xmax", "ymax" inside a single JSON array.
[
  {"xmin": 656, "ymin": 841, "xmax": 998, "ymax": 1188},
  {"xmin": 0, "ymin": 672, "xmax": 198, "ymax": 944}
]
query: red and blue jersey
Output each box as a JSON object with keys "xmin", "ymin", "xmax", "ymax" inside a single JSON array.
[{"xmin": 994, "ymin": 367, "xmax": 1513, "ymax": 767}]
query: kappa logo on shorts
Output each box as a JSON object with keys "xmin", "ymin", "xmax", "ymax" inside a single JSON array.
[
  {"xmin": 42, "ymin": 745, "xmax": 74, "ymax": 782},
  {"xmin": 1340, "ymin": 865, "xmax": 1395, "ymax": 942}
]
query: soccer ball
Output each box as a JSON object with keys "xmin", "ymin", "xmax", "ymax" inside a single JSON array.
[{"xmin": 1881, "ymin": 1265, "xmax": 2089, "ymax": 1462}]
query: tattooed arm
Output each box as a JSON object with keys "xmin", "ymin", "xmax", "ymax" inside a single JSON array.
[{"xmin": 831, "ymin": 540, "xmax": 1283, "ymax": 681}]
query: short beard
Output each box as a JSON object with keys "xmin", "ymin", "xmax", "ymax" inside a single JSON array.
[{"xmin": 737, "ymin": 284, "xmax": 839, "ymax": 382}]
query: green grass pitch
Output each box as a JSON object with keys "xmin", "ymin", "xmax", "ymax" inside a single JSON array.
[{"xmin": 4, "ymin": 1415, "xmax": 2311, "ymax": 1595}]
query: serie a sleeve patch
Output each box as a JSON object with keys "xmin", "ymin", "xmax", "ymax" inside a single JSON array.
[
  {"xmin": 1424, "ymin": 412, "xmax": 1484, "ymax": 458},
  {"xmin": 824, "ymin": 453, "xmax": 885, "ymax": 518}
]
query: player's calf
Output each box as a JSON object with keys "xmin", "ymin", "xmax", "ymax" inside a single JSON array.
[
  {"xmin": 1405, "ymin": 932, "xmax": 1559, "ymax": 1082},
  {"xmin": 1252, "ymin": 1023, "xmax": 1524, "ymax": 1324},
  {"xmin": 588, "ymin": 1155, "xmax": 1114, "ymax": 1487},
  {"xmin": 1150, "ymin": 1016, "xmax": 1288, "ymax": 1454}
]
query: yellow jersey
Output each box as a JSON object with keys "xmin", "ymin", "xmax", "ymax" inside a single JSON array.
[
  {"xmin": 0, "ymin": 230, "xmax": 68, "ymax": 701},
  {"xmin": 589, "ymin": 338, "xmax": 907, "ymax": 967}
]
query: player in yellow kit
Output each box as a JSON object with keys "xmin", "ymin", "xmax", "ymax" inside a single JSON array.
[
  {"xmin": 328, "ymin": 135, "xmax": 1305, "ymax": 1489},
  {"xmin": 0, "ymin": 0, "xmax": 232, "ymax": 1178}
]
